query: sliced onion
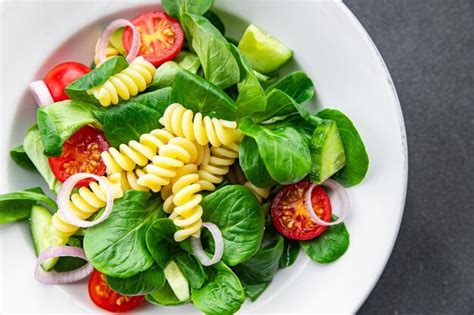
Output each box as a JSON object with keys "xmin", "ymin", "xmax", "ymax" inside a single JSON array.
[
  {"xmin": 35, "ymin": 246, "xmax": 93, "ymax": 284},
  {"xmin": 97, "ymin": 19, "xmax": 139, "ymax": 64},
  {"xmin": 191, "ymin": 222, "xmax": 224, "ymax": 266},
  {"xmin": 29, "ymin": 80, "xmax": 54, "ymax": 107},
  {"xmin": 305, "ymin": 179, "xmax": 350, "ymax": 226},
  {"xmin": 57, "ymin": 173, "xmax": 114, "ymax": 228}
]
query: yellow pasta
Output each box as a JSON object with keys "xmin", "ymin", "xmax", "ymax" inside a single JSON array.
[
  {"xmin": 159, "ymin": 103, "xmax": 241, "ymax": 147},
  {"xmin": 198, "ymin": 142, "xmax": 240, "ymax": 192},
  {"xmin": 169, "ymin": 172, "xmax": 203, "ymax": 242},
  {"xmin": 91, "ymin": 56, "xmax": 156, "ymax": 107},
  {"xmin": 137, "ymin": 137, "xmax": 202, "ymax": 193},
  {"xmin": 94, "ymin": 38, "xmax": 120, "ymax": 65},
  {"xmin": 101, "ymin": 129, "xmax": 174, "ymax": 174},
  {"xmin": 162, "ymin": 164, "xmax": 199, "ymax": 214},
  {"xmin": 244, "ymin": 182, "xmax": 271, "ymax": 203}
]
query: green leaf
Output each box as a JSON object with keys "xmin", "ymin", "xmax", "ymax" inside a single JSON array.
[
  {"xmin": 171, "ymin": 68, "xmax": 237, "ymax": 120},
  {"xmin": 300, "ymin": 218, "xmax": 350, "ymax": 263},
  {"xmin": 203, "ymin": 11, "xmax": 225, "ymax": 35},
  {"xmin": 106, "ymin": 265, "xmax": 166, "ymax": 296},
  {"xmin": 0, "ymin": 189, "xmax": 56, "ymax": 224},
  {"xmin": 280, "ymin": 238, "xmax": 300, "ymax": 268},
  {"xmin": 23, "ymin": 125, "xmax": 61, "ymax": 193},
  {"xmin": 109, "ymin": 27, "xmax": 126, "ymax": 55},
  {"xmin": 175, "ymin": 253, "xmax": 207, "ymax": 289},
  {"xmin": 239, "ymin": 137, "xmax": 275, "ymax": 188},
  {"xmin": 174, "ymin": 51, "xmax": 201, "ymax": 74},
  {"xmin": 266, "ymin": 71, "xmax": 315, "ymax": 105},
  {"xmin": 146, "ymin": 282, "xmax": 190, "ymax": 306},
  {"xmin": 233, "ymin": 235, "xmax": 284, "ymax": 285},
  {"xmin": 53, "ymin": 237, "xmax": 87, "ymax": 272},
  {"xmin": 145, "ymin": 218, "xmax": 192, "ymax": 269},
  {"xmin": 191, "ymin": 262, "xmax": 245, "ymax": 315},
  {"xmin": 244, "ymin": 282, "xmax": 270, "ymax": 302},
  {"xmin": 317, "ymin": 109, "xmax": 369, "ymax": 186},
  {"xmin": 148, "ymin": 61, "xmax": 181, "ymax": 90},
  {"xmin": 230, "ymin": 45, "xmax": 266, "ymax": 118},
  {"xmin": 162, "ymin": 0, "xmax": 213, "ymax": 18},
  {"xmin": 65, "ymin": 56, "xmax": 129, "ymax": 104},
  {"xmin": 201, "ymin": 185, "xmax": 264, "ymax": 266},
  {"xmin": 255, "ymin": 89, "xmax": 300, "ymax": 123},
  {"xmin": 10, "ymin": 145, "xmax": 36, "ymax": 171},
  {"xmin": 239, "ymin": 119, "xmax": 312, "ymax": 184},
  {"xmin": 83, "ymin": 191, "xmax": 164, "ymax": 278},
  {"xmin": 180, "ymin": 13, "xmax": 240, "ymax": 89},
  {"xmin": 37, "ymin": 100, "xmax": 101, "ymax": 156}
]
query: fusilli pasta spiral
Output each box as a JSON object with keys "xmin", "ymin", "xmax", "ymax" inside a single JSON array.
[
  {"xmin": 137, "ymin": 137, "xmax": 202, "ymax": 192},
  {"xmin": 91, "ymin": 56, "xmax": 156, "ymax": 107},
  {"xmin": 94, "ymin": 38, "xmax": 119, "ymax": 65},
  {"xmin": 159, "ymin": 103, "xmax": 241, "ymax": 147},
  {"xmin": 101, "ymin": 129, "xmax": 174, "ymax": 174},
  {"xmin": 169, "ymin": 172, "xmax": 203, "ymax": 242},
  {"xmin": 198, "ymin": 142, "xmax": 240, "ymax": 191}
]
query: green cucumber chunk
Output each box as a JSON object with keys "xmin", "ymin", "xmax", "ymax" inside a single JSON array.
[
  {"xmin": 29, "ymin": 205, "xmax": 68, "ymax": 271},
  {"xmin": 163, "ymin": 260, "xmax": 190, "ymax": 302},
  {"xmin": 238, "ymin": 24, "xmax": 292, "ymax": 74},
  {"xmin": 310, "ymin": 119, "xmax": 346, "ymax": 183}
]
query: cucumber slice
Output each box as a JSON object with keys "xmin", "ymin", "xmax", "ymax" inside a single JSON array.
[
  {"xmin": 238, "ymin": 24, "xmax": 293, "ymax": 74},
  {"xmin": 146, "ymin": 282, "xmax": 189, "ymax": 306},
  {"xmin": 29, "ymin": 206, "xmax": 68, "ymax": 271},
  {"xmin": 310, "ymin": 119, "xmax": 346, "ymax": 183},
  {"xmin": 163, "ymin": 261, "xmax": 190, "ymax": 302}
]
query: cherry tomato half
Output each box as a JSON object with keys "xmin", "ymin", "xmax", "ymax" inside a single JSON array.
[
  {"xmin": 48, "ymin": 125, "xmax": 109, "ymax": 187},
  {"xmin": 123, "ymin": 11, "xmax": 184, "ymax": 67},
  {"xmin": 271, "ymin": 180, "xmax": 332, "ymax": 240},
  {"xmin": 43, "ymin": 62, "xmax": 90, "ymax": 102},
  {"xmin": 88, "ymin": 270, "xmax": 145, "ymax": 313}
]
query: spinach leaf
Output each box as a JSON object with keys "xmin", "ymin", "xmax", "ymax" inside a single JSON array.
[
  {"xmin": 244, "ymin": 282, "xmax": 270, "ymax": 302},
  {"xmin": 180, "ymin": 13, "xmax": 240, "ymax": 89},
  {"xmin": 191, "ymin": 262, "xmax": 245, "ymax": 315},
  {"xmin": 162, "ymin": 0, "xmax": 213, "ymax": 18},
  {"xmin": 300, "ymin": 218, "xmax": 350, "ymax": 263},
  {"xmin": 23, "ymin": 125, "xmax": 61, "ymax": 192},
  {"xmin": 84, "ymin": 191, "xmax": 164, "ymax": 278},
  {"xmin": 10, "ymin": 145, "xmax": 36, "ymax": 171},
  {"xmin": 239, "ymin": 137, "xmax": 275, "ymax": 188},
  {"xmin": 171, "ymin": 68, "xmax": 237, "ymax": 120},
  {"xmin": 145, "ymin": 218, "xmax": 192, "ymax": 269},
  {"xmin": 99, "ymin": 88, "xmax": 171, "ymax": 146},
  {"xmin": 146, "ymin": 282, "xmax": 189, "ymax": 306},
  {"xmin": 317, "ymin": 109, "xmax": 369, "ymax": 186},
  {"xmin": 109, "ymin": 27, "xmax": 126, "ymax": 55},
  {"xmin": 233, "ymin": 235, "xmax": 284, "ymax": 285},
  {"xmin": 266, "ymin": 71, "xmax": 315, "ymax": 106},
  {"xmin": 37, "ymin": 100, "xmax": 101, "ymax": 156},
  {"xmin": 176, "ymin": 253, "xmax": 207, "ymax": 289},
  {"xmin": 148, "ymin": 61, "xmax": 181, "ymax": 90},
  {"xmin": 254, "ymin": 89, "xmax": 299, "ymax": 123},
  {"xmin": 0, "ymin": 188, "xmax": 56, "ymax": 224},
  {"xmin": 230, "ymin": 45, "xmax": 266, "ymax": 118},
  {"xmin": 239, "ymin": 119, "xmax": 311, "ymax": 184},
  {"xmin": 280, "ymin": 239, "xmax": 300, "ymax": 268},
  {"xmin": 54, "ymin": 237, "xmax": 87, "ymax": 272},
  {"xmin": 174, "ymin": 51, "xmax": 201, "ymax": 74},
  {"xmin": 65, "ymin": 56, "xmax": 129, "ymax": 103},
  {"xmin": 203, "ymin": 11, "xmax": 225, "ymax": 35},
  {"xmin": 106, "ymin": 265, "xmax": 165, "ymax": 296},
  {"xmin": 201, "ymin": 185, "xmax": 264, "ymax": 266}
]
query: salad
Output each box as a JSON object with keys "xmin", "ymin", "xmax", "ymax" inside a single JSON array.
[{"xmin": 1, "ymin": 0, "xmax": 369, "ymax": 314}]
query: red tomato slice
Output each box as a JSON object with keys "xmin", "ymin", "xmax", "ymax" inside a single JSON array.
[
  {"xmin": 271, "ymin": 180, "xmax": 332, "ymax": 240},
  {"xmin": 123, "ymin": 11, "xmax": 184, "ymax": 67},
  {"xmin": 48, "ymin": 125, "xmax": 109, "ymax": 187},
  {"xmin": 88, "ymin": 270, "xmax": 144, "ymax": 313},
  {"xmin": 43, "ymin": 62, "xmax": 90, "ymax": 102}
]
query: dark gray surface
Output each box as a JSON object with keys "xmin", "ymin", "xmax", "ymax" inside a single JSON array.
[{"xmin": 343, "ymin": 0, "xmax": 474, "ymax": 314}]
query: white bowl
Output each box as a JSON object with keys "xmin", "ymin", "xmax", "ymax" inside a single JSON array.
[{"xmin": 0, "ymin": 0, "xmax": 407, "ymax": 313}]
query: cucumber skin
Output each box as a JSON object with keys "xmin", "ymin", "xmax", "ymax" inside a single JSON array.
[{"xmin": 29, "ymin": 205, "xmax": 67, "ymax": 271}]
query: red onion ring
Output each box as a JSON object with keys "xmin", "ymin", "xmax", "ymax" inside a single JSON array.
[
  {"xmin": 34, "ymin": 246, "xmax": 93, "ymax": 284},
  {"xmin": 29, "ymin": 80, "xmax": 54, "ymax": 107},
  {"xmin": 190, "ymin": 222, "xmax": 224, "ymax": 266},
  {"xmin": 97, "ymin": 18, "xmax": 140, "ymax": 64},
  {"xmin": 57, "ymin": 173, "xmax": 114, "ymax": 228},
  {"xmin": 305, "ymin": 179, "xmax": 350, "ymax": 226}
]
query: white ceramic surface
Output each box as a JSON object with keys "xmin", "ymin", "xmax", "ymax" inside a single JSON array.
[{"xmin": 0, "ymin": 0, "xmax": 407, "ymax": 314}]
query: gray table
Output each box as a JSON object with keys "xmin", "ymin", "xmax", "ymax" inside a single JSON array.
[{"xmin": 343, "ymin": 0, "xmax": 474, "ymax": 313}]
